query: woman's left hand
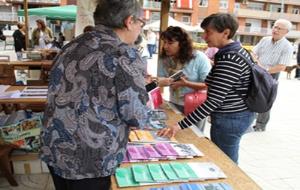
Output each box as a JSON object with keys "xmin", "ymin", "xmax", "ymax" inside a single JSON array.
[{"xmin": 170, "ymin": 76, "xmax": 188, "ymax": 90}]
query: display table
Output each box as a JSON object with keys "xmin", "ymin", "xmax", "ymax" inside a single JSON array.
[
  {"xmin": 0, "ymin": 60, "xmax": 53, "ymax": 85},
  {"xmin": 111, "ymin": 107, "xmax": 261, "ymax": 190},
  {"xmin": 0, "ymin": 86, "xmax": 47, "ymax": 113}
]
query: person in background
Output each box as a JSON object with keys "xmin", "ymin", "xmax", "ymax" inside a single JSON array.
[
  {"xmin": 295, "ymin": 43, "xmax": 300, "ymax": 79},
  {"xmin": 134, "ymin": 33, "xmax": 149, "ymax": 72},
  {"xmin": 12, "ymin": 22, "xmax": 26, "ymax": 60},
  {"xmin": 205, "ymin": 47, "xmax": 218, "ymax": 65},
  {"xmin": 146, "ymin": 28, "xmax": 156, "ymax": 58},
  {"xmin": 83, "ymin": 25, "xmax": 95, "ymax": 33},
  {"xmin": 252, "ymin": 19, "xmax": 293, "ymax": 132},
  {"xmin": 31, "ymin": 19, "xmax": 53, "ymax": 49},
  {"xmin": 40, "ymin": 1, "xmax": 149, "ymax": 190},
  {"xmin": 58, "ymin": 32, "xmax": 65, "ymax": 48},
  {"xmin": 0, "ymin": 28, "xmax": 6, "ymax": 41},
  {"xmin": 156, "ymin": 26, "xmax": 211, "ymax": 132},
  {"xmin": 158, "ymin": 13, "xmax": 255, "ymax": 164}
]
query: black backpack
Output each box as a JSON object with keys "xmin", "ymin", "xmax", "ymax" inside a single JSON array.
[{"xmin": 235, "ymin": 50, "xmax": 278, "ymax": 113}]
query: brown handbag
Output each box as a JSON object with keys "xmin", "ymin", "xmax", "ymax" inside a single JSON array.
[{"xmin": 184, "ymin": 90, "xmax": 207, "ymax": 116}]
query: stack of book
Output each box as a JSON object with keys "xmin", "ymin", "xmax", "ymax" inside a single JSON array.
[
  {"xmin": 129, "ymin": 130, "xmax": 177, "ymax": 143},
  {"xmin": 124, "ymin": 143, "xmax": 204, "ymax": 162},
  {"xmin": 149, "ymin": 182, "xmax": 233, "ymax": 190},
  {"xmin": 115, "ymin": 162, "xmax": 227, "ymax": 187}
]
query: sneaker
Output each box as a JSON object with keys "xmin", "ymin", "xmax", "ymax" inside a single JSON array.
[{"xmin": 253, "ymin": 126, "xmax": 265, "ymax": 132}]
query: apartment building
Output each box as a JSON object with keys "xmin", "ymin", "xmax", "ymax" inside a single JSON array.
[
  {"xmin": 142, "ymin": 0, "xmax": 300, "ymax": 45},
  {"xmin": 0, "ymin": 0, "xmax": 76, "ymax": 27}
]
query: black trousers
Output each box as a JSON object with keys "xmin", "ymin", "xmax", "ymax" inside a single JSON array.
[{"xmin": 48, "ymin": 166, "xmax": 111, "ymax": 190}]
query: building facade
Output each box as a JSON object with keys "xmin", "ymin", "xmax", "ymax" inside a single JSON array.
[{"xmin": 142, "ymin": 0, "xmax": 300, "ymax": 44}]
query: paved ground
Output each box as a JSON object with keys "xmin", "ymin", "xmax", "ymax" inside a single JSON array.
[{"xmin": 0, "ymin": 51, "xmax": 299, "ymax": 189}]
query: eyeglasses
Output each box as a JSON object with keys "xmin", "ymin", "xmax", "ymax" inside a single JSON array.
[{"xmin": 136, "ymin": 18, "xmax": 146, "ymax": 28}]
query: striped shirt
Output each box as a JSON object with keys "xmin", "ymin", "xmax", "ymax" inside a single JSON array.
[
  {"xmin": 253, "ymin": 36, "xmax": 293, "ymax": 69},
  {"xmin": 178, "ymin": 42, "xmax": 252, "ymax": 129}
]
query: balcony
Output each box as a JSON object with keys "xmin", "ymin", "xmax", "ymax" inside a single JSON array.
[
  {"xmin": 0, "ymin": 12, "xmax": 18, "ymax": 23},
  {"xmin": 238, "ymin": 26, "xmax": 300, "ymax": 38},
  {"xmin": 143, "ymin": 1, "xmax": 193, "ymax": 13},
  {"xmin": 251, "ymin": 0, "xmax": 300, "ymax": 6},
  {"xmin": 235, "ymin": 8, "xmax": 300, "ymax": 23},
  {"xmin": 6, "ymin": 0, "xmax": 60, "ymax": 5}
]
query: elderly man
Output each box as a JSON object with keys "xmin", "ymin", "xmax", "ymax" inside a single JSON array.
[{"xmin": 253, "ymin": 19, "xmax": 293, "ymax": 132}]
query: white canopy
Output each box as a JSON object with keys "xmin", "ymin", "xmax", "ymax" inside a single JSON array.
[{"xmin": 144, "ymin": 16, "xmax": 202, "ymax": 32}]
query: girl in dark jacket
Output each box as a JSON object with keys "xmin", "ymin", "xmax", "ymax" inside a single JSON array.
[{"xmin": 13, "ymin": 23, "xmax": 26, "ymax": 60}]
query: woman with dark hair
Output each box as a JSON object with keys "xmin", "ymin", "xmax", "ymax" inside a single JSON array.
[
  {"xmin": 40, "ymin": 0, "xmax": 149, "ymax": 190},
  {"xmin": 12, "ymin": 22, "xmax": 26, "ymax": 60},
  {"xmin": 31, "ymin": 19, "xmax": 53, "ymax": 49},
  {"xmin": 157, "ymin": 26, "xmax": 211, "ymax": 132},
  {"xmin": 158, "ymin": 13, "xmax": 255, "ymax": 164}
]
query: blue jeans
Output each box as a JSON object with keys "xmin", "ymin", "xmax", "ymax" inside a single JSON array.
[{"xmin": 210, "ymin": 110, "xmax": 255, "ymax": 164}]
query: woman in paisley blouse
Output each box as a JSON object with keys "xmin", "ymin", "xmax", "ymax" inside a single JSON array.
[
  {"xmin": 157, "ymin": 26, "xmax": 211, "ymax": 132},
  {"xmin": 40, "ymin": 0, "xmax": 149, "ymax": 189}
]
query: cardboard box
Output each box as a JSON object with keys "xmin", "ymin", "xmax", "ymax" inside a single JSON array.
[{"xmin": 13, "ymin": 159, "xmax": 42, "ymax": 174}]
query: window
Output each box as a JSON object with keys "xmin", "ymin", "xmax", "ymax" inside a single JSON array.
[
  {"xmin": 247, "ymin": 2, "xmax": 264, "ymax": 11},
  {"xmin": 219, "ymin": 0, "xmax": 228, "ymax": 9},
  {"xmin": 182, "ymin": 14, "xmax": 191, "ymax": 24},
  {"xmin": 199, "ymin": 0, "xmax": 208, "ymax": 7},
  {"xmin": 292, "ymin": 8, "xmax": 300, "ymax": 14}
]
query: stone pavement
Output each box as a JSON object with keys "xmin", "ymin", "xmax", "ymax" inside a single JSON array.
[{"xmin": 0, "ymin": 52, "xmax": 299, "ymax": 190}]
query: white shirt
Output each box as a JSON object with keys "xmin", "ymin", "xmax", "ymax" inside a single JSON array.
[{"xmin": 253, "ymin": 36, "xmax": 293, "ymax": 69}]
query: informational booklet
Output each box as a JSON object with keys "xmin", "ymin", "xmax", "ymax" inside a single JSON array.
[
  {"xmin": 187, "ymin": 162, "xmax": 227, "ymax": 180},
  {"xmin": 115, "ymin": 167, "xmax": 139, "ymax": 187},
  {"xmin": 147, "ymin": 163, "xmax": 168, "ymax": 182},
  {"xmin": 170, "ymin": 143, "xmax": 204, "ymax": 158},
  {"xmin": 131, "ymin": 164, "xmax": 154, "ymax": 183},
  {"xmin": 0, "ymin": 116, "xmax": 42, "ymax": 151}
]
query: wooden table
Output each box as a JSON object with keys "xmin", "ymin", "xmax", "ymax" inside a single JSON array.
[
  {"xmin": 0, "ymin": 60, "xmax": 53, "ymax": 85},
  {"xmin": 111, "ymin": 107, "xmax": 262, "ymax": 190},
  {"xmin": 0, "ymin": 60, "xmax": 52, "ymax": 67},
  {"xmin": 0, "ymin": 86, "xmax": 47, "ymax": 113}
]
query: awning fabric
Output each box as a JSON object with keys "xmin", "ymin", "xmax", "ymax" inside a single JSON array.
[{"xmin": 18, "ymin": 5, "xmax": 77, "ymax": 21}]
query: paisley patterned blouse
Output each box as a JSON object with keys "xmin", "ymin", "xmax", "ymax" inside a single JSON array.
[{"xmin": 40, "ymin": 24, "xmax": 150, "ymax": 180}]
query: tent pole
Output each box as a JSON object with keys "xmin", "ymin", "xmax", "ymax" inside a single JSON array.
[
  {"xmin": 156, "ymin": 0, "xmax": 170, "ymax": 77},
  {"xmin": 24, "ymin": 0, "xmax": 30, "ymax": 49}
]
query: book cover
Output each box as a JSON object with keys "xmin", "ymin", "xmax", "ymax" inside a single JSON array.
[
  {"xmin": 0, "ymin": 116, "xmax": 42, "ymax": 151},
  {"xmin": 170, "ymin": 144, "xmax": 204, "ymax": 158},
  {"xmin": 182, "ymin": 163, "xmax": 201, "ymax": 181},
  {"xmin": 135, "ymin": 130, "xmax": 154, "ymax": 142},
  {"xmin": 203, "ymin": 183, "xmax": 233, "ymax": 190},
  {"xmin": 147, "ymin": 163, "xmax": 168, "ymax": 182},
  {"xmin": 148, "ymin": 87, "xmax": 163, "ymax": 109},
  {"xmin": 160, "ymin": 163, "xmax": 179, "ymax": 181},
  {"xmin": 169, "ymin": 162, "xmax": 190, "ymax": 180},
  {"xmin": 129, "ymin": 131, "xmax": 139, "ymax": 142},
  {"xmin": 154, "ymin": 143, "xmax": 178, "ymax": 159},
  {"xmin": 180, "ymin": 183, "xmax": 205, "ymax": 190},
  {"xmin": 187, "ymin": 162, "xmax": 227, "ymax": 180},
  {"xmin": 127, "ymin": 145, "xmax": 148, "ymax": 160},
  {"xmin": 143, "ymin": 144, "xmax": 162, "ymax": 160},
  {"xmin": 149, "ymin": 131, "xmax": 177, "ymax": 143},
  {"xmin": 115, "ymin": 167, "xmax": 139, "ymax": 187},
  {"xmin": 131, "ymin": 164, "xmax": 154, "ymax": 183}
]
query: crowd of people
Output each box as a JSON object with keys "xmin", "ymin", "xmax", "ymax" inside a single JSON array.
[{"xmin": 0, "ymin": 0, "xmax": 298, "ymax": 189}]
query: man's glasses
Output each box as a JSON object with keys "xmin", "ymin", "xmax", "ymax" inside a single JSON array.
[{"xmin": 136, "ymin": 18, "xmax": 146, "ymax": 28}]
